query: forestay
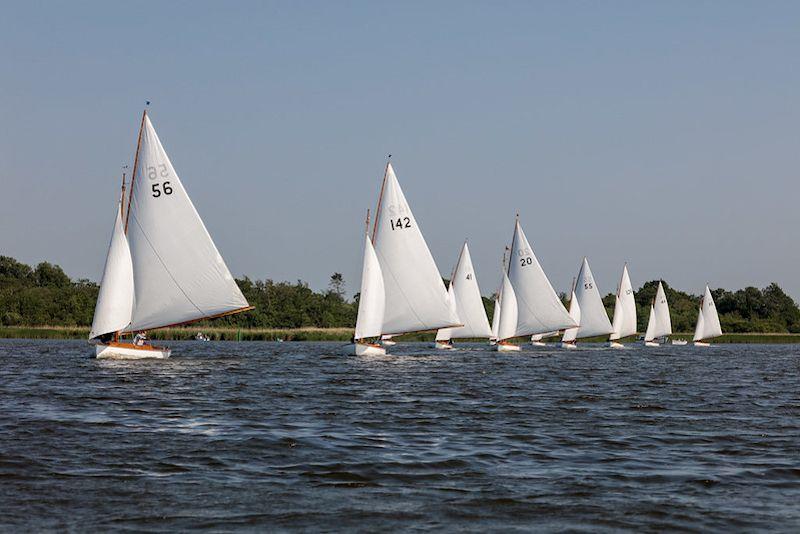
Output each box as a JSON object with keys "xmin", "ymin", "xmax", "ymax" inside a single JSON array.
[
  {"xmin": 372, "ymin": 163, "xmax": 460, "ymax": 335},
  {"xmin": 610, "ymin": 264, "xmax": 637, "ymax": 340},
  {"xmin": 123, "ymin": 114, "xmax": 250, "ymax": 332},
  {"xmin": 354, "ymin": 234, "xmax": 385, "ymax": 340},
  {"xmin": 89, "ymin": 200, "xmax": 134, "ymax": 339},
  {"xmin": 507, "ymin": 219, "xmax": 575, "ymax": 336}
]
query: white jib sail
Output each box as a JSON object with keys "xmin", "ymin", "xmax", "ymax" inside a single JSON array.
[
  {"xmin": 89, "ymin": 200, "xmax": 134, "ymax": 339},
  {"xmin": 435, "ymin": 284, "xmax": 456, "ymax": 341},
  {"xmin": 354, "ymin": 234, "xmax": 385, "ymax": 340},
  {"xmin": 693, "ymin": 306, "xmax": 705, "ymax": 342},
  {"xmin": 652, "ymin": 281, "xmax": 672, "ymax": 338},
  {"xmin": 610, "ymin": 263, "xmax": 637, "ymax": 340},
  {"xmin": 372, "ymin": 163, "xmax": 460, "ymax": 335},
  {"xmin": 496, "ymin": 270, "xmax": 519, "ymax": 341},
  {"xmin": 507, "ymin": 219, "xmax": 576, "ymax": 336},
  {"xmin": 696, "ymin": 285, "xmax": 722, "ymax": 341},
  {"xmin": 571, "ymin": 257, "xmax": 613, "ymax": 339},
  {"xmin": 123, "ymin": 114, "xmax": 249, "ymax": 332},
  {"xmin": 644, "ymin": 305, "xmax": 657, "ymax": 341},
  {"xmin": 561, "ymin": 290, "xmax": 582, "ymax": 343},
  {"xmin": 440, "ymin": 242, "xmax": 492, "ymax": 340},
  {"xmin": 490, "ymin": 297, "xmax": 500, "ymax": 341}
]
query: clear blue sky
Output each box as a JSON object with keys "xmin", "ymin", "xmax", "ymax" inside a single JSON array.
[{"xmin": 1, "ymin": 1, "xmax": 798, "ymax": 300}]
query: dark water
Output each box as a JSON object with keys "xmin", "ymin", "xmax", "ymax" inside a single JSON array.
[{"xmin": 1, "ymin": 339, "xmax": 799, "ymax": 532}]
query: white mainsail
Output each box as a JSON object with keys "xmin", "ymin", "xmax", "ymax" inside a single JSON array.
[
  {"xmin": 496, "ymin": 270, "xmax": 519, "ymax": 341},
  {"xmin": 123, "ymin": 113, "xmax": 250, "ymax": 332},
  {"xmin": 372, "ymin": 163, "xmax": 460, "ymax": 335},
  {"xmin": 507, "ymin": 219, "xmax": 575, "ymax": 336},
  {"xmin": 561, "ymin": 289, "xmax": 582, "ymax": 343},
  {"xmin": 569, "ymin": 257, "xmax": 613, "ymax": 339},
  {"xmin": 89, "ymin": 199, "xmax": 134, "ymax": 339},
  {"xmin": 609, "ymin": 263, "xmax": 637, "ymax": 340},
  {"xmin": 693, "ymin": 285, "xmax": 722, "ymax": 341},
  {"xmin": 436, "ymin": 242, "xmax": 492, "ymax": 341},
  {"xmin": 652, "ymin": 281, "xmax": 672, "ymax": 338},
  {"xmin": 354, "ymin": 234, "xmax": 385, "ymax": 340},
  {"xmin": 490, "ymin": 296, "xmax": 500, "ymax": 341},
  {"xmin": 643, "ymin": 304, "xmax": 657, "ymax": 342}
]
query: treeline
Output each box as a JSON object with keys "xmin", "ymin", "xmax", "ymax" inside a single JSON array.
[{"xmin": 1, "ymin": 255, "xmax": 799, "ymax": 333}]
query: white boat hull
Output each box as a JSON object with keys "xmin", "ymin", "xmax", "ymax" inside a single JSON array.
[
  {"xmin": 494, "ymin": 342, "xmax": 521, "ymax": 352},
  {"xmin": 95, "ymin": 343, "xmax": 171, "ymax": 359},
  {"xmin": 435, "ymin": 341, "xmax": 454, "ymax": 350},
  {"xmin": 671, "ymin": 339, "xmax": 688, "ymax": 346},
  {"xmin": 644, "ymin": 341, "xmax": 660, "ymax": 347},
  {"xmin": 346, "ymin": 343, "xmax": 386, "ymax": 356},
  {"xmin": 530, "ymin": 341, "xmax": 547, "ymax": 347},
  {"xmin": 381, "ymin": 340, "xmax": 397, "ymax": 347},
  {"xmin": 694, "ymin": 341, "xmax": 711, "ymax": 347},
  {"xmin": 608, "ymin": 341, "xmax": 625, "ymax": 349},
  {"xmin": 561, "ymin": 342, "xmax": 577, "ymax": 350}
]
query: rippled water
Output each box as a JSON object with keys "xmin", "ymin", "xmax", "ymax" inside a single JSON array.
[{"xmin": 1, "ymin": 339, "xmax": 799, "ymax": 531}]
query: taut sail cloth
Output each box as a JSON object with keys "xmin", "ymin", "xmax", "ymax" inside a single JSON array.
[
  {"xmin": 496, "ymin": 270, "xmax": 519, "ymax": 341},
  {"xmin": 490, "ymin": 296, "xmax": 500, "ymax": 341},
  {"xmin": 123, "ymin": 114, "xmax": 250, "ymax": 332},
  {"xmin": 643, "ymin": 304, "xmax": 657, "ymax": 342},
  {"xmin": 89, "ymin": 200, "xmax": 134, "ymax": 339},
  {"xmin": 354, "ymin": 234, "xmax": 385, "ymax": 341},
  {"xmin": 436, "ymin": 242, "xmax": 492, "ymax": 340},
  {"xmin": 609, "ymin": 263, "xmax": 637, "ymax": 341},
  {"xmin": 507, "ymin": 219, "xmax": 575, "ymax": 336},
  {"xmin": 569, "ymin": 257, "xmax": 613, "ymax": 339},
  {"xmin": 372, "ymin": 163, "xmax": 460, "ymax": 335},
  {"xmin": 435, "ymin": 284, "xmax": 457, "ymax": 341},
  {"xmin": 561, "ymin": 289, "xmax": 582, "ymax": 343},
  {"xmin": 693, "ymin": 285, "xmax": 722, "ymax": 341},
  {"xmin": 652, "ymin": 281, "xmax": 672, "ymax": 338}
]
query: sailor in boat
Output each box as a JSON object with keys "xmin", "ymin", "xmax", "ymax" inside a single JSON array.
[{"xmin": 134, "ymin": 331, "xmax": 149, "ymax": 347}]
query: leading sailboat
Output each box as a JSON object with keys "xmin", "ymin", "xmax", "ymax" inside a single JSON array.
[
  {"xmin": 693, "ymin": 285, "xmax": 723, "ymax": 346},
  {"xmin": 90, "ymin": 110, "xmax": 252, "ymax": 358},
  {"xmin": 350, "ymin": 161, "xmax": 461, "ymax": 354}
]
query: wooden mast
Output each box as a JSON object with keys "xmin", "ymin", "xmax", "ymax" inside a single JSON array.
[{"xmin": 125, "ymin": 108, "xmax": 147, "ymax": 234}]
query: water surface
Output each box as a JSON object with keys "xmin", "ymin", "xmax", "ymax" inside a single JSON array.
[{"xmin": 1, "ymin": 339, "xmax": 799, "ymax": 531}]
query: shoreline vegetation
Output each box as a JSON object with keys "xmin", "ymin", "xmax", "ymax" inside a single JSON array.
[
  {"xmin": 3, "ymin": 326, "xmax": 800, "ymax": 344},
  {"xmin": 3, "ymin": 255, "xmax": 800, "ymax": 340}
]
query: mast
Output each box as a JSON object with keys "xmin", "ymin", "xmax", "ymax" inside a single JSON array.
[
  {"xmin": 371, "ymin": 156, "xmax": 391, "ymax": 245},
  {"xmin": 124, "ymin": 108, "xmax": 148, "ymax": 234},
  {"xmin": 113, "ymin": 170, "xmax": 127, "ymax": 344}
]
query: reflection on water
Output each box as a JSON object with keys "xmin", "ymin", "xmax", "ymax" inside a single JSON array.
[{"xmin": 1, "ymin": 339, "xmax": 799, "ymax": 530}]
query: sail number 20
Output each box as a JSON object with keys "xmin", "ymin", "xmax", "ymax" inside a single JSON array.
[
  {"xmin": 390, "ymin": 217, "xmax": 412, "ymax": 231},
  {"xmin": 147, "ymin": 164, "xmax": 173, "ymax": 198}
]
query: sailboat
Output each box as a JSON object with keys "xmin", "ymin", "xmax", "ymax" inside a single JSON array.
[
  {"xmin": 348, "ymin": 212, "xmax": 386, "ymax": 356},
  {"xmin": 643, "ymin": 281, "xmax": 672, "ymax": 347},
  {"xmin": 693, "ymin": 285, "xmax": 723, "ymax": 346},
  {"xmin": 608, "ymin": 263, "xmax": 637, "ymax": 348},
  {"xmin": 434, "ymin": 242, "xmax": 493, "ymax": 349},
  {"xmin": 495, "ymin": 216, "xmax": 576, "ymax": 351},
  {"xmin": 90, "ymin": 110, "xmax": 252, "ymax": 358},
  {"xmin": 560, "ymin": 258, "xmax": 613, "ymax": 349},
  {"xmin": 350, "ymin": 161, "xmax": 461, "ymax": 354},
  {"xmin": 530, "ymin": 331, "xmax": 558, "ymax": 346}
]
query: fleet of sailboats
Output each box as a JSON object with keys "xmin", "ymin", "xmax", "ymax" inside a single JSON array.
[
  {"xmin": 90, "ymin": 110, "xmax": 252, "ymax": 359},
  {"xmin": 89, "ymin": 113, "xmax": 725, "ymax": 357}
]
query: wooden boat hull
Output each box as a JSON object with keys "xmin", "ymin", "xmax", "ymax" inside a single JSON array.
[
  {"xmin": 435, "ymin": 341, "xmax": 454, "ymax": 350},
  {"xmin": 494, "ymin": 342, "xmax": 520, "ymax": 352},
  {"xmin": 346, "ymin": 343, "xmax": 386, "ymax": 356},
  {"xmin": 95, "ymin": 342, "xmax": 171, "ymax": 359}
]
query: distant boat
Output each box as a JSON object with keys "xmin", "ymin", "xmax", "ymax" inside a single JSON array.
[
  {"xmin": 495, "ymin": 216, "xmax": 576, "ymax": 351},
  {"xmin": 349, "ymin": 162, "xmax": 460, "ymax": 355},
  {"xmin": 530, "ymin": 331, "xmax": 558, "ymax": 346},
  {"xmin": 561, "ymin": 258, "xmax": 614, "ymax": 349},
  {"xmin": 608, "ymin": 263, "xmax": 637, "ymax": 348},
  {"xmin": 643, "ymin": 281, "xmax": 672, "ymax": 347},
  {"xmin": 90, "ymin": 110, "xmax": 252, "ymax": 359},
  {"xmin": 435, "ymin": 242, "xmax": 493, "ymax": 349},
  {"xmin": 348, "ymin": 212, "xmax": 386, "ymax": 356},
  {"xmin": 693, "ymin": 285, "xmax": 723, "ymax": 346}
]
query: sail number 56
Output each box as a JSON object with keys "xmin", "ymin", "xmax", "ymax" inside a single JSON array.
[{"xmin": 151, "ymin": 182, "xmax": 173, "ymax": 197}]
